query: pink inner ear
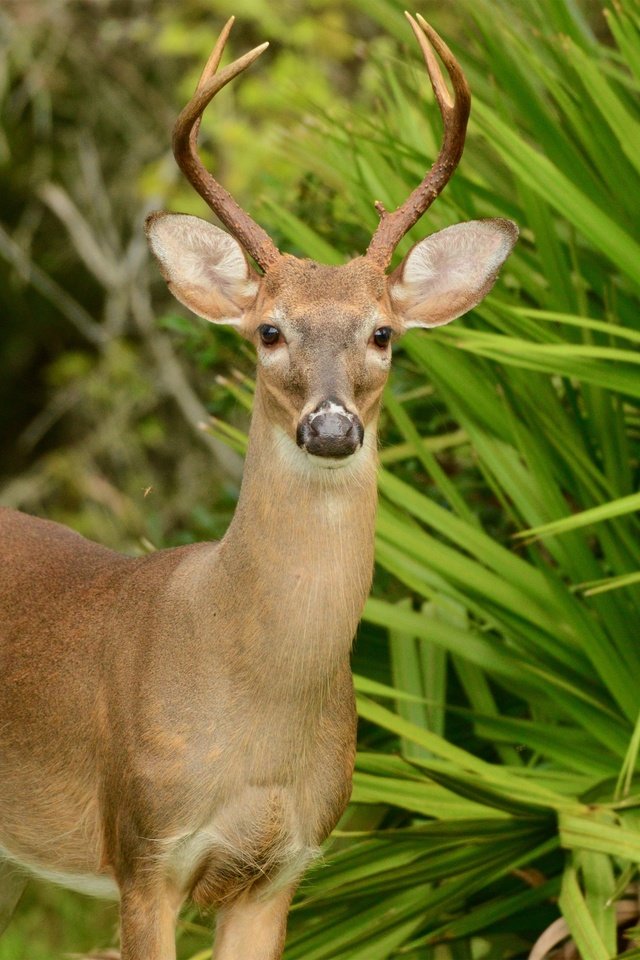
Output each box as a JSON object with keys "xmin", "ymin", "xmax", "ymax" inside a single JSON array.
[
  {"xmin": 146, "ymin": 213, "xmax": 259, "ymax": 325},
  {"xmin": 391, "ymin": 219, "xmax": 518, "ymax": 328},
  {"xmin": 168, "ymin": 281, "xmax": 246, "ymax": 326},
  {"xmin": 403, "ymin": 286, "xmax": 483, "ymax": 327}
]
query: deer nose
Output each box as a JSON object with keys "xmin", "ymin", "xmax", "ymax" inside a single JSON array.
[{"xmin": 296, "ymin": 399, "xmax": 364, "ymax": 459}]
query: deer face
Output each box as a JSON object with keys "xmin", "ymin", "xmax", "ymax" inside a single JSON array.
[
  {"xmin": 148, "ymin": 14, "xmax": 519, "ymax": 467},
  {"xmin": 146, "ymin": 213, "xmax": 517, "ymax": 465},
  {"xmin": 251, "ymin": 256, "xmax": 391, "ymax": 461}
]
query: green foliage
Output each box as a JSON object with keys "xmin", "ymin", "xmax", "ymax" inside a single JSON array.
[
  {"xmin": 208, "ymin": 0, "xmax": 640, "ymax": 954},
  {"xmin": 260, "ymin": 0, "xmax": 640, "ymax": 955},
  {"xmin": 1, "ymin": 0, "xmax": 640, "ymax": 957}
]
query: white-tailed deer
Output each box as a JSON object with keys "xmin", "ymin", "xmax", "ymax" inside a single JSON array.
[{"xmin": 0, "ymin": 14, "xmax": 517, "ymax": 960}]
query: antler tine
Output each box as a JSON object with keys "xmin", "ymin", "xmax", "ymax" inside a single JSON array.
[
  {"xmin": 365, "ymin": 13, "xmax": 471, "ymax": 270},
  {"xmin": 172, "ymin": 19, "xmax": 281, "ymax": 271},
  {"xmin": 188, "ymin": 16, "xmax": 235, "ymax": 148}
]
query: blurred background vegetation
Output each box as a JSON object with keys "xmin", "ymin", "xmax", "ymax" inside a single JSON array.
[{"xmin": 2, "ymin": 0, "xmax": 640, "ymax": 958}]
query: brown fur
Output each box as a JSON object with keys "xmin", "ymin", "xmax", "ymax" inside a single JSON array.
[
  {"xmin": 0, "ymin": 212, "xmax": 516, "ymax": 958},
  {"xmin": 0, "ymin": 260, "xmax": 383, "ymax": 959}
]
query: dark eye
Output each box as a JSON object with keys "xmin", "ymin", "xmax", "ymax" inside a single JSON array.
[
  {"xmin": 372, "ymin": 326, "xmax": 392, "ymax": 348},
  {"xmin": 258, "ymin": 324, "xmax": 280, "ymax": 346}
]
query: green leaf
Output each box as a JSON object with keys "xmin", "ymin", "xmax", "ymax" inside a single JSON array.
[
  {"xmin": 517, "ymin": 491, "xmax": 640, "ymax": 541},
  {"xmin": 558, "ymin": 858, "xmax": 611, "ymax": 960},
  {"xmin": 560, "ymin": 811, "xmax": 640, "ymax": 863}
]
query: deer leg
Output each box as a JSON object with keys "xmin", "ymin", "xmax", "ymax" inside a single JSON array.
[
  {"xmin": 118, "ymin": 882, "xmax": 179, "ymax": 960},
  {"xmin": 212, "ymin": 885, "xmax": 294, "ymax": 960},
  {"xmin": 0, "ymin": 860, "xmax": 27, "ymax": 936}
]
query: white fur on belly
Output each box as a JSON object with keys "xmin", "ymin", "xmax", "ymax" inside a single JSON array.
[{"xmin": 0, "ymin": 845, "xmax": 118, "ymax": 899}]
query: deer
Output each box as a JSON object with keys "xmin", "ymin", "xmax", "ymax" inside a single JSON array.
[{"xmin": 0, "ymin": 12, "xmax": 517, "ymax": 960}]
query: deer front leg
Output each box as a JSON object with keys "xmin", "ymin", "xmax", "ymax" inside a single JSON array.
[
  {"xmin": 118, "ymin": 881, "xmax": 179, "ymax": 960},
  {"xmin": 212, "ymin": 885, "xmax": 294, "ymax": 960}
]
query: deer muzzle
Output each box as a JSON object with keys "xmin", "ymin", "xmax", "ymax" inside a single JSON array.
[{"xmin": 296, "ymin": 399, "xmax": 364, "ymax": 459}]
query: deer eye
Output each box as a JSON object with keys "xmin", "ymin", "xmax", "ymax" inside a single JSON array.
[
  {"xmin": 258, "ymin": 324, "xmax": 280, "ymax": 346},
  {"xmin": 372, "ymin": 326, "xmax": 392, "ymax": 348}
]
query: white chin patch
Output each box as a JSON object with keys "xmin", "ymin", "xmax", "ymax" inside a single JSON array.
[{"xmin": 273, "ymin": 427, "xmax": 367, "ymax": 475}]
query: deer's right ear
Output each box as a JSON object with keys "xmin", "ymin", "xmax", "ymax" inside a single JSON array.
[{"xmin": 145, "ymin": 213, "xmax": 259, "ymax": 327}]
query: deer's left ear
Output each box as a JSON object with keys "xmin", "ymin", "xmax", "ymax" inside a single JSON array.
[
  {"xmin": 389, "ymin": 219, "xmax": 518, "ymax": 329},
  {"xmin": 145, "ymin": 212, "xmax": 260, "ymax": 327}
]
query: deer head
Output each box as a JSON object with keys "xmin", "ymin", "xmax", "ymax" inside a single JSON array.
[{"xmin": 146, "ymin": 14, "xmax": 517, "ymax": 467}]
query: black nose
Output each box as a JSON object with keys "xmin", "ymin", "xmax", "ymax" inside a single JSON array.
[{"xmin": 296, "ymin": 400, "xmax": 364, "ymax": 458}]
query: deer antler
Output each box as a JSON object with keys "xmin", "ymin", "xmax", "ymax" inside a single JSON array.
[
  {"xmin": 172, "ymin": 17, "xmax": 281, "ymax": 271},
  {"xmin": 365, "ymin": 13, "xmax": 471, "ymax": 269}
]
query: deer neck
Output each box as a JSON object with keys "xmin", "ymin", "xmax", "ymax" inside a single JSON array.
[{"xmin": 214, "ymin": 382, "xmax": 378, "ymax": 685}]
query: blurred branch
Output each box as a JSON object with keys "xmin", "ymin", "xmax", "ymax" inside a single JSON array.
[
  {"xmin": 0, "ymin": 469, "xmax": 55, "ymax": 509},
  {"xmin": 77, "ymin": 137, "xmax": 121, "ymax": 252},
  {"xmin": 130, "ymin": 281, "xmax": 244, "ymax": 482},
  {"xmin": 19, "ymin": 386, "xmax": 81, "ymax": 450},
  {"xmin": 38, "ymin": 182, "xmax": 123, "ymax": 289},
  {"xmin": 38, "ymin": 173, "xmax": 243, "ymax": 481},
  {"xmin": 0, "ymin": 221, "xmax": 106, "ymax": 345}
]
